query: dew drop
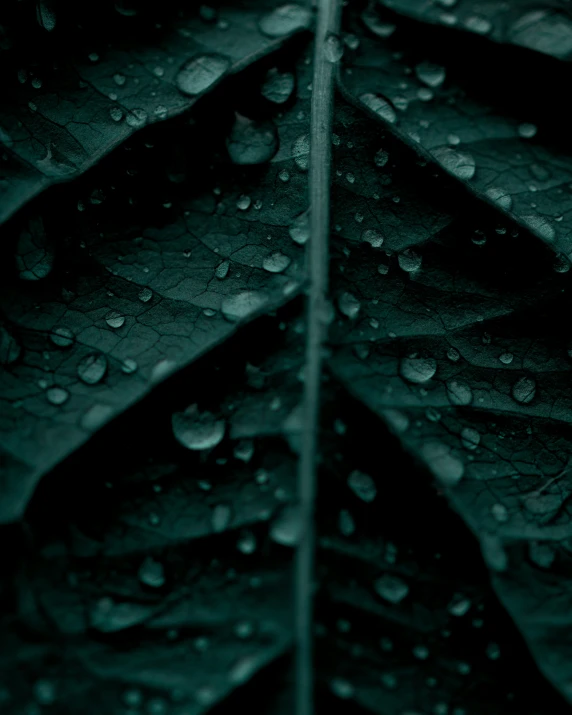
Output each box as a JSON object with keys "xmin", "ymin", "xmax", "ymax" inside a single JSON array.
[
  {"xmin": 465, "ymin": 15, "xmax": 492, "ymax": 34},
  {"xmin": 212, "ymin": 503, "xmax": 232, "ymax": 532},
  {"xmin": 221, "ymin": 291, "xmax": 267, "ymax": 321},
  {"xmin": 491, "ymin": 503, "xmax": 509, "ymax": 523},
  {"xmin": 125, "ymin": 108, "xmax": 147, "ymax": 128},
  {"xmin": 36, "ymin": 0, "xmax": 56, "ymax": 31},
  {"xmin": 138, "ymin": 557, "xmax": 165, "ymax": 588},
  {"xmin": 518, "ymin": 122, "xmax": 537, "ymax": 139},
  {"xmin": 258, "ymin": 4, "xmax": 312, "ymax": 37},
  {"xmin": 292, "ymin": 133, "xmax": 310, "ymax": 171},
  {"xmin": 400, "ymin": 355, "xmax": 436, "ymax": 384},
  {"xmin": 324, "ymin": 33, "xmax": 344, "ymax": 62},
  {"xmin": 263, "ymin": 252, "xmax": 291, "ymax": 273},
  {"xmin": 77, "ymin": 353, "xmax": 107, "ymax": 385},
  {"xmin": 227, "ymin": 114, "xmax": 278, "ymax": 165},
  {"xmin": 330, "ymin": 678, "xmax": 355, "ymax": 699},
  {"xmin": 338, "ymin": 292, "xmax": 361, "ymax": 319},
  {"xmin": 461, "ymin": 427, "xmax": 480, "ymax": 450},
  {"xmin": 359, "ymin": 93, "xmax": 397, "ymax": 124},
  {"xmin": 499, "ymin": 351, "xmax": 513, "ymax": 365},
  {"xmin": 105, "ymin": 311, "xmax": 125, "ymax": 329},
  {"xmin": 215, "ymin": 260, "xmax": 230, "ymax": 279},
  {"xmin": 172, "ymin": 405, "xmax": 225, "ymax": 450},
  {"xmin": 236, "ymin": 194, "xmax": 251, "ymax": 210},
  {"xmin": 361, "ymin": 8, "xmax": 396, "ymax": 38},
  {"xmin": 347, "ymin": 470, "xmax": 377, "ymax": 502},
  {"xmin": 398, "ymin": 249, "xmax": 422, "ymax": 272},
  {"xmin": 415, "ymin": 61, "xmax": 446, "ymax": 88},
  {"xmin": 374, "ymin": 149, "xmax": 389, "ymax": 167},
  {"xmin": 270, "ymin": 504, "xmax": 303, "ymax": 546},
  {"xmin": 109, "ymin": 106, "xmax": 123, "ymax": 122},
  {"xmin": 431, "ymin": 146, "xmax": 476, "ymax": 180},
  {"xmin": 121, "ymin": 358, "xmax": 138, "ymax": 374},
  {"xmin": 138, "ymin": 287, "xmax": 153, "ymax": 303},
  {"xmin": 175, "ymin": 54, "xmax": 230, "ymax": 95},
  {"xmin": 33, "ymin": 679, "xmax": 56, "ymax": 705},
  {"xmin": 50, "ymin": 326, "xmax": 74, "ymax": 348},
  {"xmin": 512, "ymin": 376, "xmax": 536, "ymax": 404},
  {"xmin": 339, "ymin": 509, "xmax": 355, "ymax": 536},
  {"xmin": 46, "ymin": 386, "xmax": 69, "ymax": 405},
  {"xmin": 361, "ymin": 228, "xmax": 384, "ymax": 248},
  {"xmin": 261, "ymin": 68, "xmax": 295, "ymax": 104},
  {"xmin": 374, "ymin": 574, "xmax": 409, "ymax": 604},
  {"xmin": 421, "ymin": 441, "xmax": 464, "ymax": 486},
  {"xmin": 446, "ymin": 379, "xmax": 473, "ymax": 406},
  {"xmin": 289, "ymin": 210, "xmax": 311, "ymax": 244}
]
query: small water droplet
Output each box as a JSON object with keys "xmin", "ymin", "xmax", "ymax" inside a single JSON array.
[
  {"xmin": 175, "ymin": 54, "xmax": 230, "ymax": 95},
  {"xmin": 289, "ymin": 209, "xmax": 311, "ymax": 244},
  {"xmin": 324, "ymin": 33, "xmax": 344, "ymax": 62},
  {"xmin": 400, "ymin": 355, "xmax": 436, "ymax": 384},
  {"xmin": 491, "ymin": 503, "xmax": 509, "ymax": 523},
  {"xmin": 339, "ymin": 509, "xmax": 355, "ymax": 536},
  {"xmin": 261, "ymin": 68, "xmax": 295, "ymax": 104},
  {"xmin": 337, "ymin": 292, "xmax": 361, "ymax": 319},
  {"xmin": 227, "ymin": 114, "xmax": 278, "ymax": 165},
  {"xmin": 398, "ymin": 249, "xmax": 422, "ymax": 272},
  {"xmin": 431, "ymin": 146, "xmax": 476, "ymax": 180},
  {"xmin": 374, "ymin": 574, "xmax": 409, "ymax": 603},
  {"xmin": 446, "ymin": 379, "xmax": 473, "ymax": 406},
  {"xmin": 270, "ymin": 504, "xmax": 303, "ymax": 546},
  {"xmin": 46, "ymin": 386, "xmax": 69, "ymax": 405},
  {"xmin": 212, "ymin": 503, "xmax": 232, "ymax": 532},
  {"xmin": 237, "ymin": 530, "xmax": 257, "ymax": 554},
  {"xmin": 518, "ymin": 122, "xmax": 537, "ymax": 139},
  {"xmin": 109, "ymin": 106, "xmax": 123, "ymax": 122},
  {"xmin": 465, "ymin": 15, "xmax": 492, "ymax": 34},
  {"xmin": 347, "ymin": 470, "xmax": 377, "ymax": 502},
  {"xmin": 461, "ymin": 427, "xmax": 480, "ymax": 450},
  {"xmin": 215, "ymin": 260, "xmax": 230, "ymax": 279},
  {"xmin": 236, "ymin": 194, "xmax": 251, "ymax": 211},
  {"xmin": 415, "ymin": 61, "xmax": 446, "ymax": 88},
  {"xmin": 33, "ymin": 679, "xmax": 56, "ymax": 705},
  {"xmin": 292, "ymin": 133, "xmax": 310, "ymax": 171},
  {"xmin": 105, "ymin": 311, "xmax": 125, "ymax": 329},
  {"xmin": 121, "ymin": 358, "xmax": 138, "ymax": 374},
  {"xmin": 221, "ymin": 291, "xmax": 267, "ymax": 321},
  {"xmin": 279, "ymin": 169, "xmax": 290, "ymax": 182},
  {"xmin": 139, "ymin": 557, "xmax": 165, "ymax": 588},
  {"xmin": 361, "ymin": 228, "xmax": 384, "ymax": 247},
  {"xmin": 77, "ymin": 353, "xmax": 107, "ymax": 385},
  {"xmin": 125, "ymin": 108, "xmax": 147, "ymax": 128},
  {"xmin": 263, "ymin": 252, "xmax": 291, "ymax": 273},
  {"xmin": 330, "ymin": 678, "xmax": 355, "ymax": 699},
  {"xmin": 447, "ymin": 346, "xmax": 460, "ymax": 362},
  {"xmin": 421, "ymin": 441, "xmax": 464, "ymax": 486},
  {"xmin": 374, "ymin": 149, "xmax": 389, "ymax": 167},
  {"xmin": 172, "ymin": 405, "xmax": 225, "ymax": 450},
  {"xmin": 359, "ymin": 93, "xmax": 397, "ymax": 124},
  {"xmin": 50, "ymin": 326, "xmax": 74, "ymax": 348},
  {"xmin": 499, "ymin": 351, "xmax": 513, "ymax": 364},
  {"xmin": 512, "ymin": 376, "xmax": 536, "ymax": 404},
  {"xmin": 448, "ymin": 595, "xmax": 471, "ymax": 617}
]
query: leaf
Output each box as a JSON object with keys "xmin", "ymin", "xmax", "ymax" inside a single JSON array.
[
  {"xmin": 0, "ymin": 0, "xmax": 312, "ymax": 224},
  {"xmin": 339, "ymin": 3, "xmax": 572, "ymax": 257},
  {"xmin": 0, "ymin": 56, "xmax": 312, "ymax": 522},
  {"xmin": 374, "ymin": 0, "xmax": 572, "ymax": 60},
  {"xmin": 326, "ymin": 94, "xmax": 572, "ymax": 704}
]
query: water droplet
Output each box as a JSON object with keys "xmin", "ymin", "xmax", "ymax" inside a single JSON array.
[
  {"xmin": 289, "ymin": 209, "xmax": 311, "ymax": 244},
  {"xmin": 499, "ymin": 351, "xmax": 513, "ymax": 364},
  {"xmin": 236, "ymin": 194, "xmax": 251, "ymax": 211},
  {"xmin": 175, "ymin": 54, "xmax": 230, "ymax": 95},
  {"xmin": 109, "ymin": 106, "xmax": 123, "ymax": 122},
  {"xmin": 123, "ymin": 689, "xmax": 143, "ymax": 708},
  {"xmin": 49, "ymin": 326, "xmax": 74, "ymax": 348},
  {"xmin": 461, "ymin": 427, "xmax": 480, "ymax": 450},
  {"xmin": 36, "ymin": 1, "xmax": 56, "ymax": 32},
  {"xmin": 374, "ymin": 149, "xmax": 389, "ymax": 167},
  {"xmin": 121, "ymin": 358, "xmax": 138, "ymax": 374},
  {"xmin": 105, "ymin": 311, "xmax": 125, "ymax": 329},
  {"xmin": 415, "ymin": 61, "xmax": 446, "ymax": 88},
  {"xmin": 339, "ymin": 509, "xmax": 355, "ymax": 536},
  {"xmin": 400, "ymin": 356, "xmax": 436, "ymax": 384},
  {"xmin": 227, "ymin": 114, "xmax": 278, "ymax": 165},
  {"xmin": 172, "ymin": 405, "xmax": 225, "ymax": 450},
  {"xmin": 91, "ymin": 597, "xmax": 153, "ymax": 632},
  {"xmin": 258, "ymin": 4, "xmax": 311, "ymax": 37},
  {"xmin": 0, "ymin": 326, "xmax": 21, "ymax": 365},
  {"xmin": 347, "ymin": 470, "xmax": 377, "ymax": 502},
  {"xmin": 330, "ymin": 678, "xmax": 355, "ymax": 699},
  {"xmin": 221, "ymin": 291, "xmax": 267, "ymax": 321},
  {"xmin": 464, "ymin": 15, "xmax": 492, "ymax": 34},
  {"xmin": 125, "ymin": 108, "xmax": 147, "ymax": 128},
  {"xmin": 212, "ymin": 503, "xmax": 232, "ymax": 532},
  {"xmin": 33, "ymin": 679, "xmax": 56, "ymax": 705},
  {"xmin": 447, "ymin": 346, "xmax": 460, "ymax": 362},
  {"xmin": 448, "ymin": 595, "xmax": 471, "ymax": 617},
  {"xmin": 491, "ymin": 503, "xmax": 509, "ymax": 523},
  {"xmin": 521, "ymin": 214, "xmax": 555, "ymax": 242},
  {"xmin": 481, "ymin": 532, "xmax": 507, "ymax": 572},
  {"xmin": 361, "ymin": 8, "xmax": 396, "ymax": 38},
  {"xmin": 421, "ymin": 441, "xmax": 464, "ymax": 486},
  {"xmin": 529, "ymin": 541, "xmax": 555, "ymax": 569},
  {"xmin": 518, "ymin": 122, "xmax": 537, "ymax": 139},
  {"xmin": 431, "ymin": 147, "xmax": 476, "ymax": 180},
  {"xmin": 261, "ymin": 68, "xmax": 295, "ymax": 104},
  {"xmin": 263, "ymin": 252, "xmax": 291, "ymax": 273},
  {"xmin": 270, "ymin": 504, "xmax": 303, "ymax": 546},
  {"xmin": 234, "ymin": 440, "xmax": 254, "ymax": 463},
  {"xmin": 398, "ymin": 249, "xmax": 422, "ymax": 272},
  {"xmin": 46, "ymin": 386, "xmax": 69, "ymax": 405},
  {"xmin": 362, "ymin": 229, "xmax": 384, "ymax": 247},
  {"xmin": 324, "ymin": 33, "xmax": 344, "ymax": 62},
  {"xmin": 293, "ymin": 133, "xmax": 310, "ymax": 171},
  {"xmin": 77, "ymin": 353, "xmax": 107, "ymax": 385},
  {"xmin": 279, "ymin": 169, "xmax": 290, "ymax": 182},
  {"xmin": 338, "ymin": 292, "xmax": 361, "ymax": 319},
  {"xmin": 237, "ymin": 530, "xmax": 257, "ymax": 554},
  {"xmin": 485, "ymin": 186, "xmax": 513, "ymax": 210},
  {"xmin": 359, "ymin": 93, "xmax": 397, "ymax": 124},
  {"xmin": 512, "ymin": 376, "xmax": 536, "ymax": 404},
  {"xmin": 138, "ymin": 557, "xmax": 165, "ymax": 588},
  {"xmin": 446, "ymin": 379, "xmax": 473, "ymax": 406},
  {"xmin": 553, "ymin": 253, "xmax": 570, "ymax": 273},
  {"xmin": 374, "ymin": 574, "xmax": 409, "ymax": 603},
  {"xmin": 215, "ymin": 260, "xmax": 230, "ymax": 279}
]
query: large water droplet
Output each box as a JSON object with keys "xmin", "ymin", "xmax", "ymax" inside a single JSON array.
[
  {"xmin": 263, "ymin": 252, "xmax": 291, "ymax": 273},
  {"xmin": 139, "ymin": 557, "xmax": 165, "ymax": 588},
  {"xmin": 258, "ymin": 4, "xmax": 312, "ymax": 37},
  {"xmin": 347, "ymin": 470, "xmax": 377, "ymax": 502},
  {"xmin": 172, "ymin": 405, "xmax": 225, "ymax": 450},
  {"xmin": 400, "ymin": 356, "xmax": 436, "ymax": 384},
  {"xmin": 431, "ymin": 147, "xmax": 476, "ymax": 180},
  {"xmin": 324, "ymin": 33, "xmax": 344, "ymax": 62},
  {"xmin": 485, "ymin": 187, "xmax": 513, "ymax": 210},
  {"xmin": 261, "ymin": 68, "xmax": 295, "ymax": 104},
  {"xmin": 359, "ymin": 93, "xmax": 397, "ymax": 124},
  {"xmin": 289, "ymin": 210, "xmax": 311, "ymax": 244},
  {"xmin": 77, "ymin": 353, "xmax": 107, "ymax": 385},
  {"xmin": 270, "ymin": 504, "xmax": 303, "ymax": 546},
  {"xmin": 374, "ymin": 574, "xmax": 409, "ymax": 604},
  {"xmin": 521, "ymin": 215, "xmax": 555, "ymax": 242},
  {"xmin": 338, "ymin": 292, "xmax": 361, "ymax": 319},
  {"xmin": 227, "ymin": 113, "xmax": 278, "ymax": 165},
  {"xmin": 221, "ymin": 291, "xmax": 267, "ymax": 321},
  {"xmin": 292, "ymin": 133, "xmax": 310, "ymax": 171},
  {"xmin": 421, "ymin": 441, "xmax": 464, "ymax": 486},
  {"xmin": 175, "ymin": 54, "xmax": 230, "ymax": 96},
  {"xmin": 446, "ymin": 379, "xmax": 473, "ymax": 406},
  {"xmin": 512, "ymin": 376, "xmax": 536, "ymax": 404},
  {"xmin": 415, "ymin": 61, "xmax": 446, "ymax": 88}
]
